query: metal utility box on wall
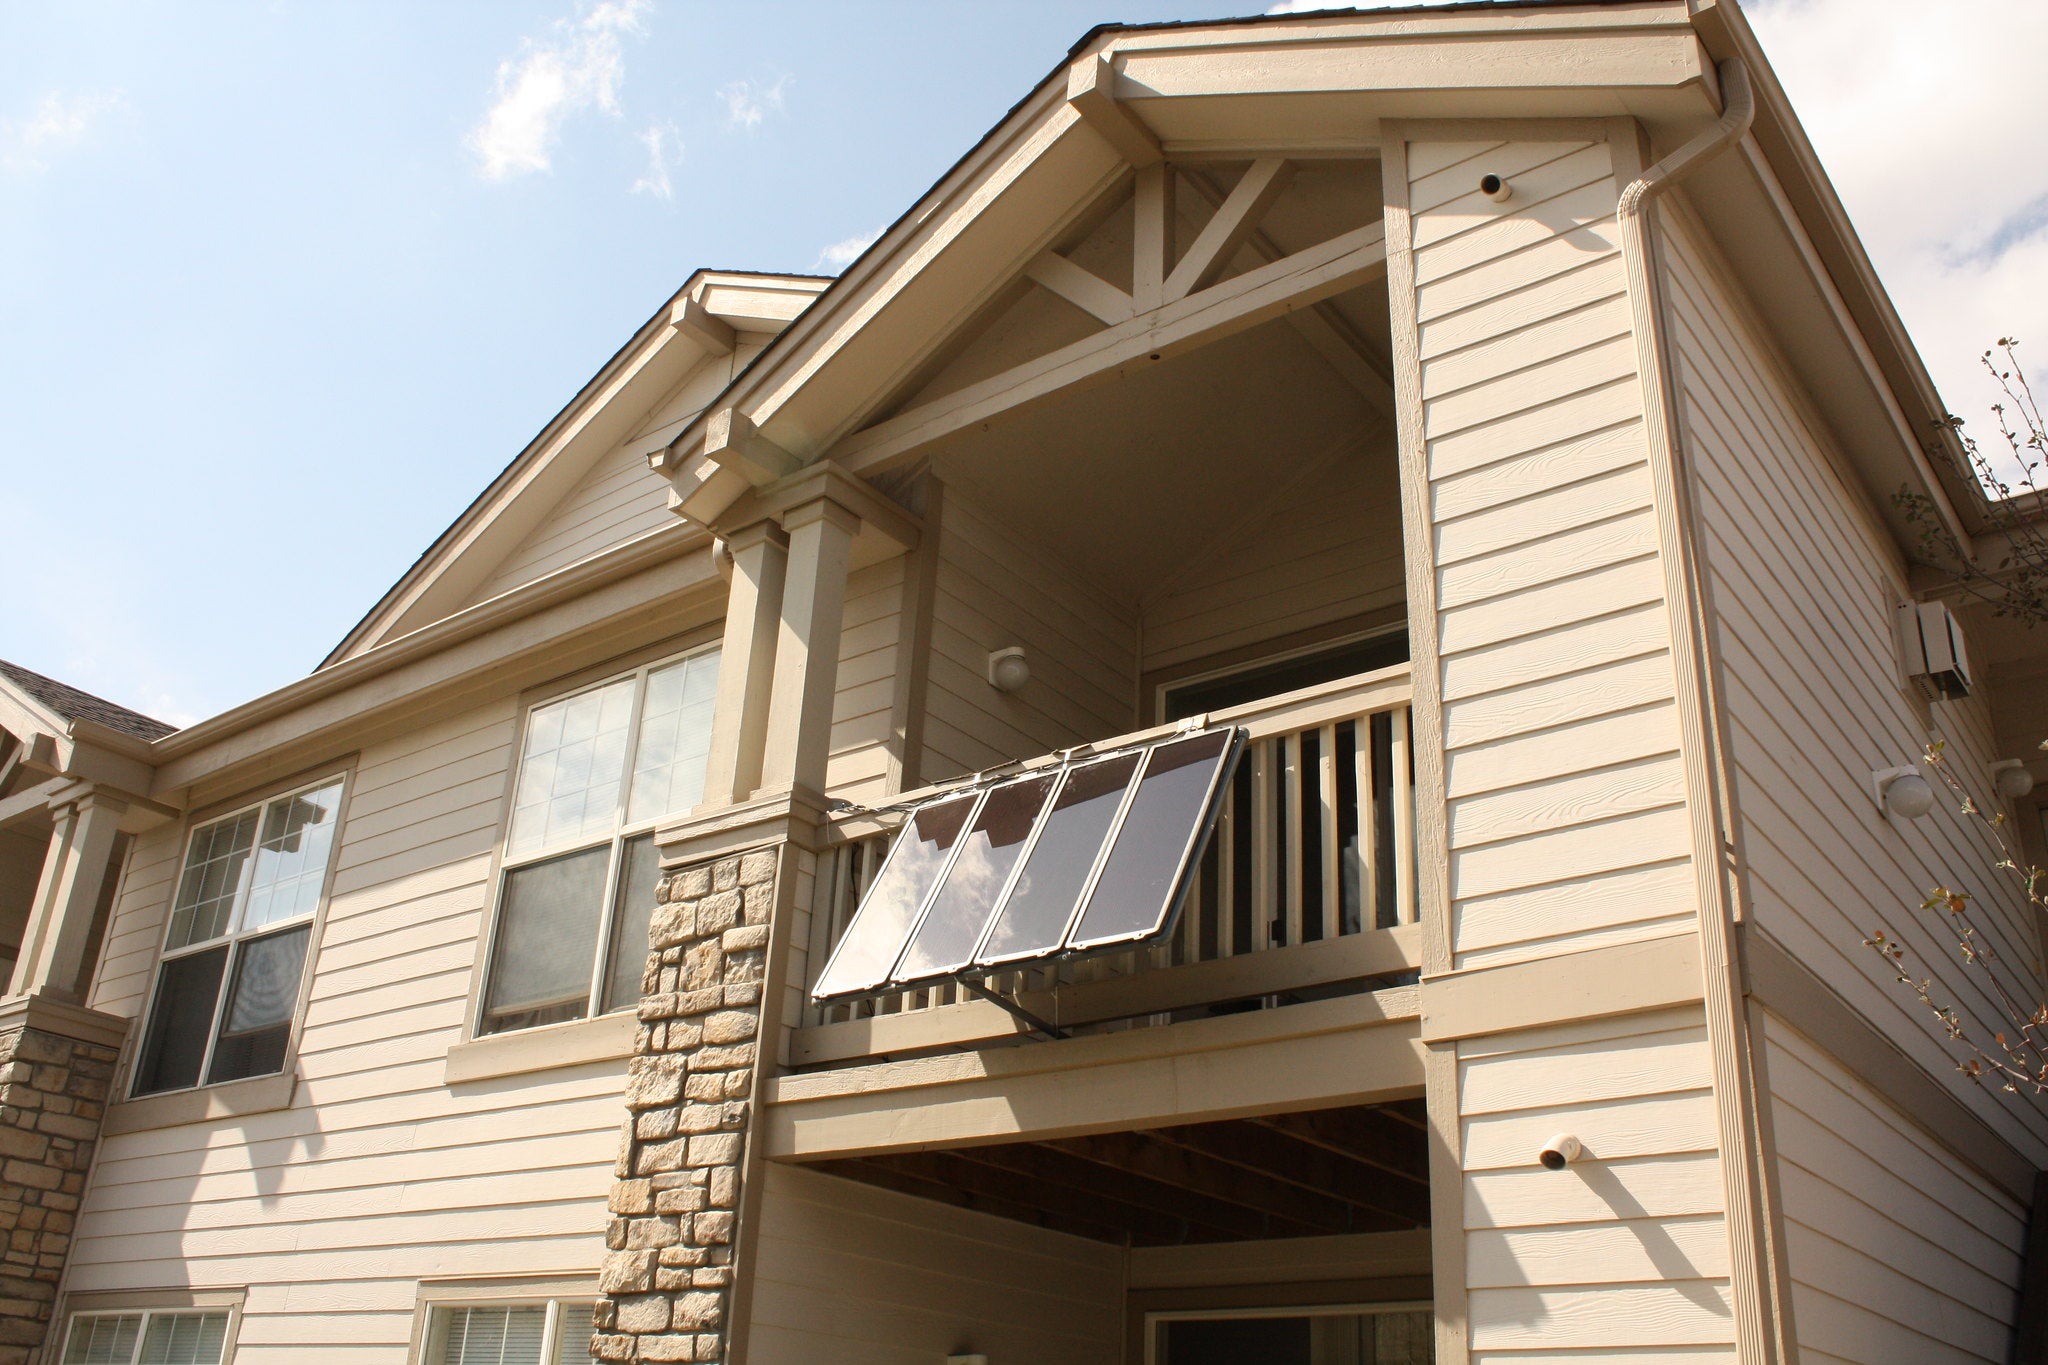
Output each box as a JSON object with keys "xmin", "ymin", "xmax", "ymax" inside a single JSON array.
[{"xmin": 1899, "ymin": 600, "xmax": 1973, "ymax": 700}]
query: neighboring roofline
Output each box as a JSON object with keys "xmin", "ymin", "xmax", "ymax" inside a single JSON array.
[
  {"xmin": 0, "ymin": 658, "xmax": 175, "ymax": 744},
  {"xmin": 321, "ymin": 268, "xmax": 831, "ymax": 669}
]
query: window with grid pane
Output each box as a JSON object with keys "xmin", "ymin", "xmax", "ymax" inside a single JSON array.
[
  {"xmin": 480, "ymin": 647, "xmax": 718, "ymax": 1035},
  {"xmin": 132, "ymin": 777, "xmax": 345, "ymax": 1097},
  {"xmin": 424, "ymin": 1301, "xmax": 596, "ymax": 1365},
  {"xmin": 63, "ymin": 1311, "xmax": 230, "ymax": 1365}
]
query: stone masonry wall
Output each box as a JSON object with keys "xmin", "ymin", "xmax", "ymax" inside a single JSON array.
[
  {"xmin": 593, "ymin": 846, "xmax": 777, "ymax": 1364},
  {"xmin": 0, "ymin": 1021, "xmax": 118, "ymax": 1365}
]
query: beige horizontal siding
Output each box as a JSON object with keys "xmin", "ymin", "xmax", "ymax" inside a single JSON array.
[
  {"xmin": 746, "ymin": 1163, "xmax": 1122, "ymax": 1365},
  {"xmin": 1661, "ymin": 202, "xmax": 2048, "ymax": 1159},
  {"xmin": 1761, "ymin": 1011, "xmax": 2024, "ymax": 1363},
  {"xmin": 70, "ymin": 692, "xmax": 619, "ymax": 1356}
]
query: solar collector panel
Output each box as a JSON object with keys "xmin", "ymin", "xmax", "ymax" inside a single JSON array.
[{"xmin": 809, "ymin": 728, "xmax": 1244, "ymax": 1003}]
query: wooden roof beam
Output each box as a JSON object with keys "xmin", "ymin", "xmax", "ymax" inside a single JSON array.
[
  {"xmin": 1164, "ymin": 157, "xmax": 1295, "ymax": 303},
  {"xmin": 1066, "ymin": 52, "xmax": 1162, "ymax": 169},
  {"xmin": 1024, "ymin": 250, "xmax": 1136, "ymax": 327},
  {"xmin": 832, "ymin": 219, "xmax": 1389, "ymax": 478}
]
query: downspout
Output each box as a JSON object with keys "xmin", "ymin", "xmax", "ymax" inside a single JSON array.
[{"xmin": 1616, "ymin": 57, "xmax": 1787, "ymax": 1365}]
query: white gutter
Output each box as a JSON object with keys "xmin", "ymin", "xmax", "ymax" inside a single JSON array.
[{"xmin": 1615, "ymin": 55, "xmax": 1788, "ymax": 1365}]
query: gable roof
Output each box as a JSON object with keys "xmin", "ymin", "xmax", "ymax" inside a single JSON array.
[
  {"xmin": 0, "ymin": 658, "xmax": 174, "ymax": 742},
  {"xmin": 322, "ymin": 269, "xmax": 831, "ymax": 668}
]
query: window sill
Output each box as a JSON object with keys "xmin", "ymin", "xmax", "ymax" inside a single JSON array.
[
  {"xmin": 102, "ymin": 1070, "xmax": 297, "ymax": 1136},
  {"xmin": 443, "ymin": 1010, "xmax": 636, "ymax": 1086}
]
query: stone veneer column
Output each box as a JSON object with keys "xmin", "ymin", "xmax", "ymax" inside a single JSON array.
[
  {"xmin": 0, "ymin": 996, "xmax": 124, "ymax": 1364},
  {"xmin": 592, "ymin": 845, "xmax": 779, "ymax": 1364}
]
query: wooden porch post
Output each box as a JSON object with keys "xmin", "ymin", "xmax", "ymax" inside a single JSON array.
[
  {"xmin": 756, "ymin": 495, "xmax": 861, "ymax": 799},
  {"xmin": 700, "ymin": 520, "xmax": 789, "ymax": 809},
  {"xmin": 8, "ymin": 783, "xmax": 125, "ymax": 1001}
]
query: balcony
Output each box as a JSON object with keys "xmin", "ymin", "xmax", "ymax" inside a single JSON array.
[{"xmin": 793, "ymin": 664, "xmax": 1419, "ymax": 1068}]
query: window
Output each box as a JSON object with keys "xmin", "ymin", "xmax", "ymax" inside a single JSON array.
[
  {"xmin": 1148, "ymin": 1305, "xmax": 1433, "ymax": 1365},
  {"xmin": 424, "ymin": 1301, "xmax": 596, "ymax": 1365},
  {"xmin": 62, "ymin": 1310, "xmax": 231, "ymax": 1365},
  {"xmin": 131, "ymin": 777, "xmax": 345, "ymax": 1097},
  {"xmin": 480, "ymin": 647, "xmax": 719, "ymax": 1035},
  {"xmin": 1160, "ymin": 629, "xmax": 1409, "ymax": 721}
]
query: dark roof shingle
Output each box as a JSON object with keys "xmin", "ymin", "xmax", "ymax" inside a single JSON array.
[{"xmin": 0, "ymin": 659, "xmax": 176, "ymax": 742}]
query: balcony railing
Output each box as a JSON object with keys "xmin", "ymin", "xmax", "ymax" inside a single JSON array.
[{"xmin": 794, "ymin": 665, "xmax": 1419, "ymax": 1066}]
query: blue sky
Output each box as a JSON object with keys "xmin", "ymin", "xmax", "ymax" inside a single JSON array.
[{"xmin": 3, "ymin": 0, "xmax": 2045, "ymax": 726}]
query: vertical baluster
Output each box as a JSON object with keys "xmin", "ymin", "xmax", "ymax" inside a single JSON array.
[
  {"xmin": 1217, "ymin": 779, "xmax": 1237, "ymax": 959},
  {"xmin": 1251, "ymin": 739, "xmax": 1275, "ymax": 951},
  {"xmin": 1282, "ymin": 732, "xmax": 1304, "ymax": 950},
  {"xmin": 1392, "ymin": 706, "xmax": 1417, "ymax": 924},
  {"xmin": 1319, "ymin": 722, "xmax": 1340, "ymax": 944},
  {"xmin": 1355, "ymin": 717, "xmax": 1377, "ymax": 936},
  {"xmin": 809, "ymin": 846, "xmax": 842, "ymax": 1026}
]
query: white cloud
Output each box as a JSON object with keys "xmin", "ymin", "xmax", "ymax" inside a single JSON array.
[
  {"xmin": 632, "ymin": 121, "xmax": 683, "ymax": 199},
  {"xmin": 719, "ymin": 76, "xmax": 789, "ymax": 131},
  {"xmin": 1, "ymin": 90, "xmax": 126, "ymax": 173},
  {"xmin": 816, "ymin": 227, "xmax": 882, "ymax": 273},
  {"xmin": 1747, "ymin": 0, "xmax": 2048, "ymax": 452},
  {"xmin": 469, "ymin": 0, "xmax": 649, "ymax": 180}
]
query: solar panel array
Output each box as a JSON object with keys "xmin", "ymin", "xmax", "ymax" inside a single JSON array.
[{"xmin": 811, "ymin": 727, "xmax": 1244, "ymax": 1002}]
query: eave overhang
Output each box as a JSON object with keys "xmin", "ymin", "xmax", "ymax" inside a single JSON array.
[
  {"xmin": 324, "ymin": 269, "xmax": 829, "ymax": 668},
  {"xmin": 658, "ymin": 0, "xmax": 1717, "ymax": 509}
]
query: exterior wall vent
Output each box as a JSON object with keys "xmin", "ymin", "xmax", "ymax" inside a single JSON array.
[{"xmin": 1898, "ymin": 600, "xmax": 1973, "ymax": 700}]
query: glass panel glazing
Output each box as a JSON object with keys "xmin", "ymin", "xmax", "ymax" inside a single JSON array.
[
  {"xmin": 893, "ymin": 772, "xmax": 1056, "ymax": 982},
  {"xmin": 481, "ymin": 846, "xmax": 610, "ymax": 1033},
  {"xmin": 1068, "ymin": 731, "xmax": 1234, "ymax": 949},
  {"xmin": 430, "ymin": 1306, "xmax": 549, "ymax": 1365},
  {"xmin": 552, "ymin": 1302, "xmax": 598, "ymax": 1364},
  {"xmin": 507, "ymin": 678, "xmax": 636, "ymax": 856},
  {"xmin": 626, "ymin": 652, "xmax": 719, "ymax": 826},
  {"xmin": 63, "ymin": 1314, "xmax": 141, "ymax": 1365},
  {"xmin": 133, "ymin": 947, "xmax": 230, "ymax": 1096},
  {"xmin": 602, "ymin": 834, "xmax": 662, "ymax": 1013},
  {"xmin": 137, "ymin": 1312, "xmax": 230, "ymax": 1365},
  {"xmin": 975, "ymin": 752, "xmax": 1140, "ymax": 963},
  {"xmin": 207, "ymin": 925, "xmax": 311, "ymax": 1084},
  {"xmin": 240, "ymin": 780, "xmax": 345, "ymax": 930},
  {"xmin": 812, "ymin": 793, "xmax": 978, "ymax": 998},
  {"xmin": 167, "ymin": 810, "xmax": 259, "ymax": 949}
]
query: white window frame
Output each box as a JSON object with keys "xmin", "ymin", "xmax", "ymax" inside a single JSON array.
[
  {"xmin": 60, "ymin": 1305, "xmax": 238, "ymax": 1365},
  {"xmin": 1142, "ymin": 1300, "xmax": 1435, "ymax": 1365},
  {"xmin": 411, "ymin": 1289, "xmax": 598, "ymax": 1365},
  {"xmin": 476, "ymin": 642, "xmax": 720, "ymax": 1037},
  {"xmin": 131, "ymin": 773, "xmax": 347, "ymax": 1099}
]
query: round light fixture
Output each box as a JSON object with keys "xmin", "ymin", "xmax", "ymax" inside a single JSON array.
[
  {"xmin": 987, "ymin": 647, "xmax": 1030, "ymax": 693},
  {"xmin": 1994, "ymin": 760, "xmax": 2036, "ymax": 801},
  {"xmin": 1874, "ymin": 767, "xmax": 1935, "ymax": 820}
]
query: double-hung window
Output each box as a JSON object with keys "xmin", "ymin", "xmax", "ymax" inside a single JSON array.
[
  {"xmin": 479, "ymin": 646, "xmax": 719, "ymax": 1036},
  {"xmin": 62, "ymin": 1309, "xmax": 232, "ymax": 1364},
  {"xmin": 132, "ymin": 777, "xmax": 344, "ymax": 1097},
  {"xmin": 422, "ymin": 1300, "xmax": 596, "ymax": 1365}
]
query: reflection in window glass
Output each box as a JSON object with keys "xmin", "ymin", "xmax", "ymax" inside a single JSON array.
[
  {"xmin": 507, "ymin": 678, "xmax": 637, "ymax": 857},
  {"xmin": 132, "ymin": 947, "xmax": 229, "ymax": 1095},
  {"xmin": 208, "ymin": 925, "xmax": 312, "ymax": 1084},
  {"xmin": 481, "ymin": 847, "xmax": 610, "ymax": 1034},
  {"xmin": 166, "ymin": 811, "xmax": 258, "ymax": 949},
  {"xmin": 485, "ymin": 647, "xmax": 721, "ymax": 1035},
  {"xmin": 895, "ymin": 772, "xmax": 1056, "ymax": 980},
  {"xmin": 813, "ymin": 793, "xmax": 979, "ymax": 998},
  {"xmin": 1069, "ymin": 731, "xmax": 1233, "ymax": 948},
  {"xmin": 242, "ymin": 781, "xmax": 345, "ymax": 930},
  {"xmin": 976, "ymin": 753, "xmax": 1140, "ymax": 964},
  {"xmin": 603, "ymin": 835, "xmax": 663, "ymax": 1013},
  {"xmin": 627, "ymin": 654, "xmax": 719, "ymax": 825}
]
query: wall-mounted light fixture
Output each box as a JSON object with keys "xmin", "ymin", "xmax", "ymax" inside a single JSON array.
[
  {"xmin": 1539, "ymin": 1133, "xmax": 1583, "ymax": 1170},
  {"xmin": 1873, "ymin": 765, "xmax": 1935, "ymax": 820},
  {"xmin": 987, "ymin": 646, "xmax": 1029, "ymax": 693},
  {"xmin": 1479, "ymin": 173, "xmax": 1514, "ymax": 203},
  {"xmin": 946, "ymin": 1355, "xmax": 990, "ymax": 1365},
  {"xmin": 1993, "ymin": 759, "xmax": 2037, "ymax": 802}
]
